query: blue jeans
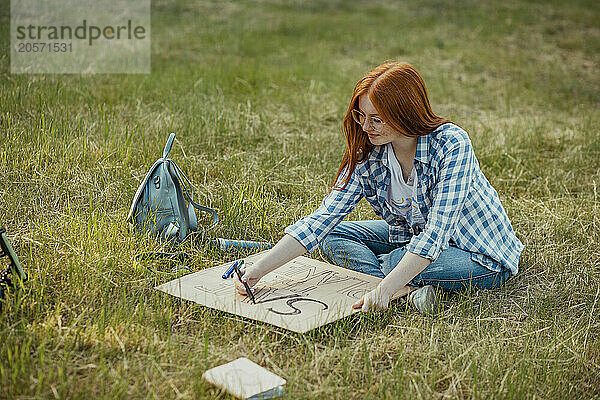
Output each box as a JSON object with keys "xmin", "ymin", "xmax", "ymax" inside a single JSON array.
[{"xmin": 318, "ymin": 220, "xmax": 510, "ymax": 291}]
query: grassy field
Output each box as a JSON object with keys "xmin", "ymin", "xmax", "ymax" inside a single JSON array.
[{"xmin": 1, "ymin": 0, "xmax": 599, "ymax": 398}]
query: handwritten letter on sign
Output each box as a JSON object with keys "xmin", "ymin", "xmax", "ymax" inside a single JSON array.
[{"xmin": 155, "ymin": 253, "xmax": 382, "ymax": 333}]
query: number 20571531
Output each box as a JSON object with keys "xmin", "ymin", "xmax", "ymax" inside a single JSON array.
[{"xmin": 17, "ymin": 42, "xmax": 72, "ymax": 53}]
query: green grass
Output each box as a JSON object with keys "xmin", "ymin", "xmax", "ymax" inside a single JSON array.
[{"xmin": 1, "ymin": 0, "xmax": 599, "ymax": 398}]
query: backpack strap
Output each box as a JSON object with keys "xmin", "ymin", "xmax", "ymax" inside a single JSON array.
[
  {"xmin": 170, "ymin": 160, "xmax": 219, "ymax": 232},
  {"xmin": 163, "ymin": 132, "xmax": 176, "ymax": 159},
  {"xmin": 189, "ymin": 199, "xmax": 219, "ymax": 230}
]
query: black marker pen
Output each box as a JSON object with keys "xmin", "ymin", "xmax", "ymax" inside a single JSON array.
[{"xmin": 233, "ymin": 260, "xmax": 256, "ymax": 304}]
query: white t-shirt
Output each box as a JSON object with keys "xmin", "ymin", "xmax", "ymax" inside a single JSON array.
[{"xmin": 386, "ymin": 143, "xmax": 426, "ymax": 228}]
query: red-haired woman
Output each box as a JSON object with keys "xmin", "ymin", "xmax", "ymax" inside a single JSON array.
[{"xmin": 236, "ymin": 62, "xmax": 523, "ymax": 314}]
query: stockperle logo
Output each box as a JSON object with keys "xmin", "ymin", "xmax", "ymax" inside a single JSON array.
[{"xmin": 11, "ymin": 0, "xmax": 150, "ymax": 74}]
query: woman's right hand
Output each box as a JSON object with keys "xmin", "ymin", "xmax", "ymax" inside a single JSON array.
[
  {"xmin": 234, "ymin": 265, "xmax": 263, "ymax": 296},
  {"xmin": 233, "ymin": 234, "xmax": 308, "ymax": 297}
]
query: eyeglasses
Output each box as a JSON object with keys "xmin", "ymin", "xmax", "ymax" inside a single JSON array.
[{"xmin": 351, "ymin": 109, "xmax": 386, "ymax": 133}]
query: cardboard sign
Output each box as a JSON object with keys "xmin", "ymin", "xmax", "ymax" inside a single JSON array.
[
  {"xmin": 155, "ymin": 253, "xmax": 382, "ymax": 333},
  {"xmin": 202, "ymin": 357, "xmax": 286, "ymax": 399}
]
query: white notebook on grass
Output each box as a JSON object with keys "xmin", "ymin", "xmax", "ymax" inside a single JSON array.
[{"xmin": 202, "ymin": 357, "xmax": 286, "ymax": 399}]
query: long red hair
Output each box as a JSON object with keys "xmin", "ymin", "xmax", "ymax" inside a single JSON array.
[{"xmin": 334, "ymin": 61, "xmax": 450, "ymax": 188}]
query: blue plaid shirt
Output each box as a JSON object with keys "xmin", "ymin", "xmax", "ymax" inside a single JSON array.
[{"xmin": 285, "ymin": 123, "xmax": 523, "ymax": 275}]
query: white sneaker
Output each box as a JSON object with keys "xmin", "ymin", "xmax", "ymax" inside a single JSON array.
[{"xmin": 408, "ymin": 285, "xmax": 439, "ymax": 315}]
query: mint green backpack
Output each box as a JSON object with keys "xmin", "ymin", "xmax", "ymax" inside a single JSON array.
[{"xmin": 127, "ymin": 133, "xmax": 218, "ymax": 244}]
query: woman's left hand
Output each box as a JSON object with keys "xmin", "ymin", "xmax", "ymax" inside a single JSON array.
[{"xmin": 352, "ymin": 284, "xmax": 391, "ymax": 312}]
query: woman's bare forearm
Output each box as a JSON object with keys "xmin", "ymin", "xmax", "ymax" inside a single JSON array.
[
  {"xmin": 250, "ymin": 234, "xmax": 307, "ymax": 277},
  {"xmin": 379, "ymin": 251, "xmax": 431, "ymax": 298}
]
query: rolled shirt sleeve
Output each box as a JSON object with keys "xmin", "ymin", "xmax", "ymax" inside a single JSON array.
[
  {"xmin": 406, "ymin": 136, "xmax": 474, "ymax": 262},
  {"xmin": 285, "ymin": 166, "xmax": 364, "ymax": 253}
]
